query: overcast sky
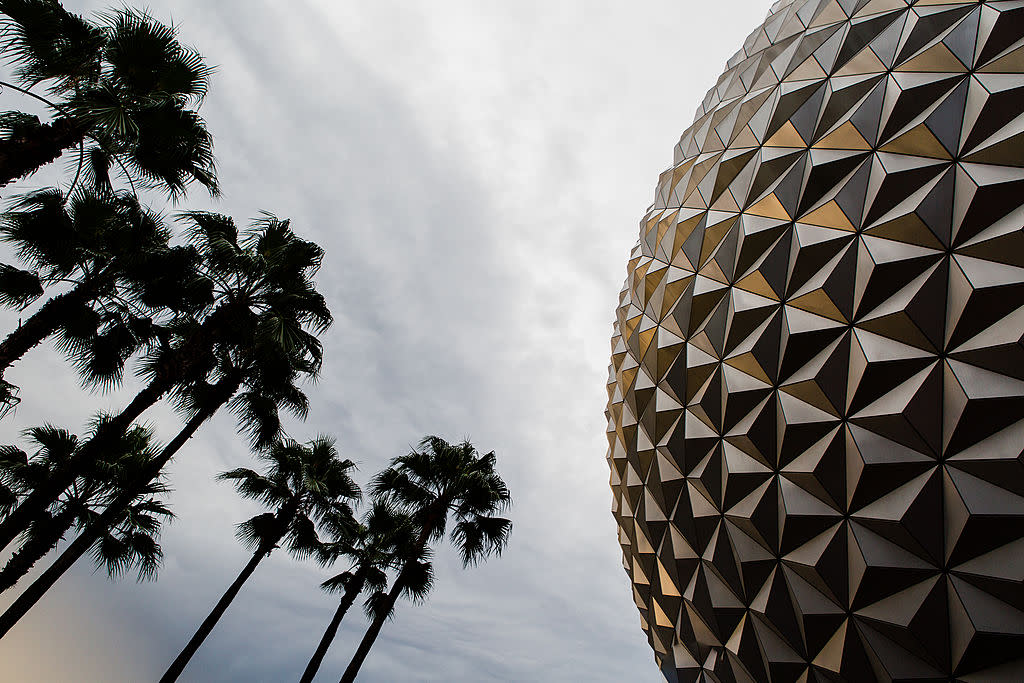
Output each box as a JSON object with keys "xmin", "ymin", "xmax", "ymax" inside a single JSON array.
[{"xmin": 0, "ymin": 1, "xmax": 769, "ymax": 681}]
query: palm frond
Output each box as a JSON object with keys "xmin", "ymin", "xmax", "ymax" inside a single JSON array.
[
  {"xmin": 91, "ymin": 527, "xmax": 129, "ymax": 577},
  {"xmin": 320, "ymin": 569, "xmax": 355, "ymax": 594},
  {"xmin": 0, "ymin": 443, "xmax": 30, "ymax": 514},
  {"xmin": 99, "ymin": 7, "xmax": 213, "ymax": 105},
  {"xmin": 0, "ymin": 0, "xmax": 104, "ymax": 93},
  {"xmin": 451, "ymin": 516, "xmax": 512, "ymax": 567},
  {"xmin": 0, "ymin": 379, "xmax": 18, "ymax": 417},
  {"xmin": 363, "ymin": 589, "xmax": 391, "ymax": 621},
  {"xmin": 70, "ymin": 314, "xmax": 142, "ymax": 390},
  {"xmin": 0, "ymin": 110, "xmax": 41, "ymax": 139},
  {"xmin": 285, "ymin": 513, "xmax": 323, "ymax": 563},
  {"xmin": 269, "ymin": 381, "xmax": 310, "ymax": 421},
  {"xmin": 112, "ymin": 493, "xmax": 173, "ymax": 537},
  {"xmin": 123, "ymin": 100, "xmax": 218, "ymax": 199},
  {"xmin": 177, "ymin": 210, "xmax": 238, "ymax": 265},
  {"xmin": 0, "ymin": 481, "xmax": 18, "ymax": 516},
  {"xmin": 23, "ymin": 423, "xmax": 76, "ymax": 457},
  {"xmin": 216, "ymin": 468, "xmax": 284, "ymax": 507},
  {"xmin": 51, "ymin": 300, "xmax": 101, "ymax": 359},
  {"xmin": 454, "ymin": 471, "xmax": 512, "ymax": 518},
  {"xmin": 233, "ymin": 511, "xmax": 280, "ymax": 552},
  {"xmin": 0, "ymin": 263, "xmax": 42, "ymax": 309},
  {"xmin": 370, "ymin": 467, "xmax": 434, "ymax": 509},
  {"xmin": 364, "ymin": 566, "xmax": 389, "ymax": 593},
  {"xmin": 226, "ymin": 390, "xmax": 282, "ymax": 451},
  {"xmin": 80, "ymin": 145, "xmax": 112, "ymax": 193},
  {"xmin": 398, "ymin": 557, "xmax": 435, "ymax": 604},
  {"xmin": 127, "ymin": 244, "xmax": 213, "ymax": 314},
  {"xmin": 1, "ymin": 187, "xmax": 77, "ymax": 273},
  {"xmin": 123, "ymin": 530, "xmax": 162, "ymax": 581},
  {"xmin": 0, "ymin": 444, "xmax": 28, "ymax": 476},
  {"xmin": 69, "ymin": 82, "xmax": 137, "ymax": 138}
]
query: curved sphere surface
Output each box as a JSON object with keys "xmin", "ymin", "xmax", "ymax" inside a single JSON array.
[{"xmin": 606, "ymin": 1, "xmax": 1024, "ymax": 681}]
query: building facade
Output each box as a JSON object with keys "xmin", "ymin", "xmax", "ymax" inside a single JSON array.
[{"xmin": 606, "ymin": 1, "xmax": 1024, "ymax": 680}]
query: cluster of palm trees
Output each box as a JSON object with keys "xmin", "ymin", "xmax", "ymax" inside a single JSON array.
[
  {"xmin": 0, "ymin": 1, "xmax": 512, "ymax": 680},
  {"xmin": 159, "ymin": 434, "xmax": 511, "ymax": 682}
]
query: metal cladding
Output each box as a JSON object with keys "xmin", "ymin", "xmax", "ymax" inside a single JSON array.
[{"xmin": 605, "ymin": 1, "xmax": 1024, "ymax": 681}]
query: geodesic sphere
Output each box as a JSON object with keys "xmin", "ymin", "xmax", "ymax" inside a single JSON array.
[{"xmin": 605, "ymin": 1, "xmax": 1024, "ymax": 681}]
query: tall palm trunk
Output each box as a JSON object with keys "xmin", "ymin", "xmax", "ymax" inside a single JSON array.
[
  {"xmin": 0, "ymin": 375, "xmax": 240, "ymax": 640},
  {"xmin": 339, "ymin": 514, "xmax": 438, "ymax": 683},
  {"xmin": 162, "ymin": 497, "xmax": 297, "ymax": 683},
  {"xmin": 0, "ymin": 322, "xmax": 220, "ymax": 553},
  {"xmin": 299, "ymin": 571, "xmax": 366, "ymax": 683},
  {"xmin": 159, "ymin": 544, "xmax": 272, "ymax": 683},
  {"xmin": 0, "ymin": 507, "xmax": 91, "ymax": 639},
  {"xmin": 0, "ymin": 281, "xmax": 99, "ymax": 376},
  {"xmin": 0, "ymin": 116, "xmax": 89, "ymax": 189},
  {"xmin": 0, "ymin": 504, "xmax": 77, "ymax": 592},
  {"xmin": 338, "ymin": 576, "xmax": 403, "ymax": 683}
]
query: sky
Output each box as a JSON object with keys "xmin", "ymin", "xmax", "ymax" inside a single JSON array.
[{"xmin": 0, "ymin": 1, "xmax": 768, "ymax": 681}]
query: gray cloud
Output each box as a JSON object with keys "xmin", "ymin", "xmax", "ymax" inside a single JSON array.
[{"xmin": 0, "ymin": 1, "xmax": 770, "ymax": 680}]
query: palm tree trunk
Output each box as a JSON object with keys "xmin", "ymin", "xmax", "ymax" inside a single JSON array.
[
  {"xmin": 0, "ymin": 505, "xmax": 77, "ymax": 592},
  {"xmin": 162, "ymin": 461, "xmax": 299, "ymax": 682},
  {"xmin": 338, "ymin": 578, "xmax": 403, "ymax": 683},
  {"xmin": 0, "ymin": 116, "xmax": 89, "ymax": 189},
  {"xmin": 0, "ymin": 509, "xmax": 93, "ymax": 639},
  {"xmin": 160, "ymin": 546, "xmax": 271, "ymax": 683},
  {"xmin": 0, "ymin": 282, "xmax": 97, "ymax": 376},
  {"xmin": 0, "ymin": 375, "xmax": 240, "ymax": 640},
  {"xmin": 339, "ymin": 504, "xmax": 444, "ymax": 683},
  {"xmin": 300, "ymin": 573, "xmax": 366, "ymax": 683}
]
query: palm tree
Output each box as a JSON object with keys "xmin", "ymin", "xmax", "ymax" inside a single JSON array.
[
  {"xmin": 0, "ymin": 221, "xmax": 329, "ymax": 616},
  {"xmin": 331, "ymin": 549, "xmax": 435, "ymax": 683},
  {"xmin": 160, "ymin": 437, "xmax": 360, "ymax": 683},
  {"xmin": 339, "ymin": 436, "xmax": 513, "ymax": 683},
  {"xmin": 0, "ymin": 212, "xmax": 330, "ymax": 555},
  {"xmin": 0, "ymin": 0, "xmax": 217, "ymax": 196},
  {"xmin": 0, "ymin": 420, "xmax": 157, "ymax": 592},
  {"xmin": 0, "ymin": 351, "xmax": 305, "ymax": 634},
  {"xmin": 0, "ymin": 426, "xmax": 79, "ymax": 585},
  {"xmin": 0, "ymin": 187, "xmax": 210, "ymax": 385},
  {"xmin": 299, "ymin": 502, "xmax": 417, "ymax": 683},
  {"xmin": 0, "ymin": 427, "xmax": 171, "ymax": 639}
]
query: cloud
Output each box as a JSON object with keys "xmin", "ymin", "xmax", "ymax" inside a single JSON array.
[{"xmin": 0, "ymin": 0, "xmax": 770, "ymax": 681}]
